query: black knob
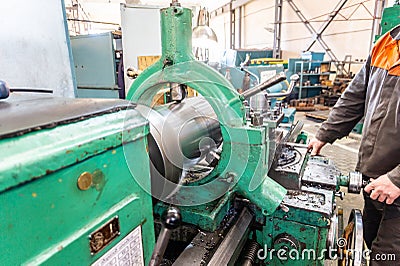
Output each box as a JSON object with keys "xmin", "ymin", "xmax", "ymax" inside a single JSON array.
[
  {"xmin": 0, "ymin": 80, "xmax": 10, "ymax": 100},
  {"xmin": 162, "ymin": 207, "xmax": 181, "ymax": 230}
]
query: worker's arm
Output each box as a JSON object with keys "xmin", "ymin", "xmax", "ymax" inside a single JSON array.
[
  {"xmin": 364, "ymin": 165, "xmax": 400, "ymax": 205},
  {"xmin": 315, "ymin": 59, "xmax": 369, "ymax": 144},
  {"xmin": 308, "ymin": 60, "xmax": 369, "ymax": 155}
]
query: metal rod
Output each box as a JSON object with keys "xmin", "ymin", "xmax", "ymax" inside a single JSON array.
[
  {"xmin": 149, "ymin": 207, "xmax": 181, "ymax": 266},
  {"xmin": 369, "ymin": 0, "xmax": 386, "ymax": 50},
  {"xmin": 208, "ymin": 208, "xmax": 254, "ymax": 265},
  {"xmin": 67, "ymin": 18, "xmax": 119, "ymax": 26},
  {"xmin": 10, "ymin": 88, "xmax": 53, "ymax": 94},
  {"xmin": 230, "ymin": 3, "xmax": 236, "ymax": 49},
  {"xmin": 305, "ymin": 0, "xmax": 348, "ymax": 51},
  {"xmin": 149, "ymin": 228, "xmax": 172, "ymax": 266},
  {"xmin": 242, "ymin": 69, "xmax": 260, "ymax": 85},
  {"xmin": 265, "ymin": 74, "xmax": 299, "ymax": 98},
  {"xmin": 285, "ymin": 142, "xmax": 308, "ymax": 149},
  {"xmin": 273, "ymin": 0, "xmax": 283, "ymax": 58},
  {"xmin": 241, "ymin": 72, "xmax": 286, "ymax": 99}
]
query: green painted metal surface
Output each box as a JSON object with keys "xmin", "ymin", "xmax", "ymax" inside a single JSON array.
[
  {"xmin": 0, "ymin": 109, "xmax": 155, "ymax": 265},
  {"xmin": 377, "ymin": 4, "xmax": 400, "ymax": 41},
  {"xmin": 260, "ymin": 218, "xmax": 328, "ymax": 265},
  {"xmin": 0, "ymin": 110, "xmax": 147, "ymax": 191},
  {"xmin": 154, "ymin": 192, "xmax": 233, "ymax": 231}
]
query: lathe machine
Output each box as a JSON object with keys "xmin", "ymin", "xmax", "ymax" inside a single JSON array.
[{"xmin": 0, "ymin": 1, "xmax": 365, "ymax": 265}]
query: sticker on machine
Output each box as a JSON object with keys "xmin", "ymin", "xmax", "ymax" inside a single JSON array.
[
  {"xmin": 260, "ymin": 70, "xmax": 277, "ymax": 83},
  {"xmin": 92, "ymin": 225, "xmax": 144, "ymax": 266}
]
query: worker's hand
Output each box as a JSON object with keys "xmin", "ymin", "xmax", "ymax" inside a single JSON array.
[
  {"xmin": 364, "ymin": 174, "xmax": 400, "ymax": 204},
  {"xmin": 307, "ymin": 138, "xmax": 327, "ymax": 156}
]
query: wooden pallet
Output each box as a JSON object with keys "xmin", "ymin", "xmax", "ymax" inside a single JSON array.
[
  {"xmin": 305, "ymin": 110, "xmax": 330, "ymax": 121},
  {"xmin": 294, "ymin": 104, "xmax": 329, "ymax": 112}
]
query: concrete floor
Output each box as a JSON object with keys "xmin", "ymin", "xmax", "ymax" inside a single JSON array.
[{"xmin": 294, "ymin": 111, "xmax": 364, "ymax": 228}]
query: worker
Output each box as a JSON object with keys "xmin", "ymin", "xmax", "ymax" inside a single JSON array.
[{"xmin": 308, "ymin": 25, "xmax": 400, "ymax": 265}]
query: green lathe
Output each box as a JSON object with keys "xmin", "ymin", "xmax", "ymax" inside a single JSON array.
[
  {"xmin": 0, "ymin": 94, "xmax": 155, "ymax": 265},
  {"xmin": 0, "ymin": 1, "xmax": 366, "ymax": 265}
]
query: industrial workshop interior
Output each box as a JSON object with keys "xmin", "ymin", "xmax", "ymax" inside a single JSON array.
[{"xmin": 2, "ymin": 0, "xmax": 400, "ymax": 265}]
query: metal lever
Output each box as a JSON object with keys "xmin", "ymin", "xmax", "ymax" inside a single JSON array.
[
  {"xmin": 335, "ymin": 191, "xmax": 345, "ymax": 200},
  {"xmin": 241, "ymin": 73, "xmax": 299, "ymax": 99},
  {"xmin": 0, "ymin": 80, "xmax": 10, "ymax": 100},
  {"xmin": 265, "ymin": 74, "xmax": 299, "ymax": 98},
  {"xmin": 149, "ymin": 207, "xmax": 181, "ymax": 266},
  {"xmin": 241, "ymin": 72, "xmax": 286, "ymax": 99},
  {"xmin": 239, "ymin": 54, "xmax": 260, "ymax": 86}
]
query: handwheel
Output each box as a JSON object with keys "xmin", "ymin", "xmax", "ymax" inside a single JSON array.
[{"xmin": 338, "ymin": 209, "xmax": 365, "ymax": 266}]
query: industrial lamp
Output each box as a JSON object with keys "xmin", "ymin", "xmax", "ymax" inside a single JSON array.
[{"xmin": 192, "ymin": 7, "xmax": 218, "ymax": 62}]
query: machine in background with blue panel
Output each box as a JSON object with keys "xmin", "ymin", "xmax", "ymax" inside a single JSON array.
[{"xmin": 70, "ymin": 32, "xmax": 124, "ymax": 99}]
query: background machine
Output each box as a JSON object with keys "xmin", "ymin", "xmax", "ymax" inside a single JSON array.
[{"xmin": 0, "ymin": 1, "xmax": 365, "ymax": 265}]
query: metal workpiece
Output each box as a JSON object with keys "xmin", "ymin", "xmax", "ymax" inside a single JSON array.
[{"xmin": 142, "ymin": 96, "xmax": 222, "ymax": 183}]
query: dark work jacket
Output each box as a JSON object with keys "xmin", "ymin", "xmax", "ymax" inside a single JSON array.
[{"xmin": 316, "ymin": 25, "xmax": 400, "ymax": 188}]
